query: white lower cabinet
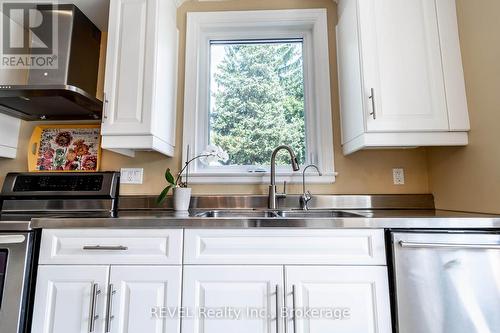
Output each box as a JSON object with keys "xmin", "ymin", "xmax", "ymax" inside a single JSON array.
[
  {"xmin": 285, "ymin": 266, "xmax": 392, "ymax": 333},
  {"xmin": 31, "ymin": 265, "xmax": 181, "ymax": 333},
  {"xmin": 182, "ymin": 266, "xmax": 283, "ymax": 333},
  {"xmin": 109, "ymin": 266, "xmax": 182, "ymax": 333},
  {"xmin": 31, "ymin": 266, "xmax": 109, "ymax": 333},
  {"xmin": 181, "ymin": 229, "xmax": 391, "ymax": 333},
  {"xmin": 32, "ymin": 229, "xmax": 392, "ymax": 333},
  {"xmin": 180, "ymin": 265, "xmax": 391, "ymax": 333}
]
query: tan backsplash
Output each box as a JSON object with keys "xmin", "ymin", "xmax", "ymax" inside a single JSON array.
[
  {"xmin": 427, "ymin": 0, "xmax": 500, "ymax": 214},
  {"xmin": 0, "ymin": 0, "xmax": 432, "ymax": 196}
]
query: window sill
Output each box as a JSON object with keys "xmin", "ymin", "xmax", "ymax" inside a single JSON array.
[{"xmin": 182, "ymin": 172, "xmax": 337, "ymax": 185}]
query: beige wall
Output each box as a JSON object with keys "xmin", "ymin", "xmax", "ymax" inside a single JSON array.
[
  {"xmin": 427, "ymin": 0, "xmax": 500, "ymax": 214},
  {"xmin": 0, "ymin": 0, "xmax": 431, "ymax": 196}
]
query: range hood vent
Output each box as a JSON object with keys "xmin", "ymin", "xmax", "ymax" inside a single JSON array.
[{"xmin": 0, "ymin": 4, "xmax": 102, "ymax": 121}]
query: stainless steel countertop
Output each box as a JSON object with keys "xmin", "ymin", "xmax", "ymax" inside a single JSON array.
[{"xmin": 29, "ymin": 209, "xmax": 500, "ymax": 229}]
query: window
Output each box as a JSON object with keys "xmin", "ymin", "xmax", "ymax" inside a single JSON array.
[
  {"xmin": 183, "ymin": 9, "xmax": 335, "ymax": 184},
  {"xmin": 210, "ymin": 39, "xmax": 306, "ymax": 167}
]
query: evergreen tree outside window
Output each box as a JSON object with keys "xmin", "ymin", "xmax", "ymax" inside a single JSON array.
[{"xmin": 209, "ymin": 40, "xmax": 306, "ymax": 167}]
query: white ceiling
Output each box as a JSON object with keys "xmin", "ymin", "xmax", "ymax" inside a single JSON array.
[{"xmin": 3, "ymin": 0, "xmax": 110, "ymax": 31}]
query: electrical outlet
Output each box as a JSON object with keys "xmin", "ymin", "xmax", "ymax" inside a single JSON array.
[
  {"xmin": 120, "ymin": 168, "xmax": 144, "ymax": 184},
  {"xmin": 392, "ymin": 168, "xmax": 405, "ymax": 185}
]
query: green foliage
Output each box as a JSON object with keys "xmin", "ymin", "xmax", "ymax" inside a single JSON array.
[
  {"xmin": 210, "ymin": 42, "xmax": 306, "ymax": 166},
  {"xmin": 165, "ymin": 168, "xmax": 175, "ymax": 185},
  {"xmin": 156, "ymin": 168, "xmax": 176, "ymax": 205}
]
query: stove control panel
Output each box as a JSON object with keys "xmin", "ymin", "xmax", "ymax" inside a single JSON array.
[
  {"xmin": 13, "ymin": 175, "xmax": 104, "ymax": 192},
  {"xmin": 1, "ymin": 172, "xmax": 119, "ymax": 198}
]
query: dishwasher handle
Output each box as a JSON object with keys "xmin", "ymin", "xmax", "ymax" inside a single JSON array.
[{"xmin": 399, "ymin": 240, "xmax": 500, "ymax": 250}]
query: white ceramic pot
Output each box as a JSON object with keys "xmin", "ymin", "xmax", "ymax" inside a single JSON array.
[{"xmin": 173, "ymin": 187, "xmax": 192, "ymax": 211}]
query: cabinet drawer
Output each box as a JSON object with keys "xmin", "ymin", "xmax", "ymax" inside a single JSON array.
[
  {"xmin": 184, "ymin": 229, "xmax": 386, "ymax": 265},
  {"xmin": 39, "ymin": 229, "xmax": 183, "ymax": 265}
]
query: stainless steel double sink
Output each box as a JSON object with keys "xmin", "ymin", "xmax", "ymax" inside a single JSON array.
[{"xmin": 193, "ymin": 209, "xmax": 367, "ymax": 218}]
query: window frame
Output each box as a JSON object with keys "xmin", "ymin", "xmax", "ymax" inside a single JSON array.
[{"xmin": 182, "ymin": 9, "xmax": 335, "ymax": 184}]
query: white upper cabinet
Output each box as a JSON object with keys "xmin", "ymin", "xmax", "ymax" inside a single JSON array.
[
  {"xmin": 360, "ymin": 0, "xmax": 449, "ymax": 132},
  {"xmin": 0, "ymin": 113, "xmax": 21, "ymax": 158},
  {"xmin": 337, "ymin": 0, "xmax": 470, "ymax": 154},
  {"xmin": 101, "ymin": 0, "xmax": 178, "ymax": 157}
]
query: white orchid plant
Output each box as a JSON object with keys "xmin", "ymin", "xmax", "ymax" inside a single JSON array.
[{"xmin": 157, "ymin": 145, "xmax": 229, "ymax": 205}]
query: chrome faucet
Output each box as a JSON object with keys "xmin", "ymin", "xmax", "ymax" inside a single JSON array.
[
  {"xmin": 300, "ymin": 164, "xmax": 322, "ymax": 210},
  {"xmin": 268, "ymin": 145, "xmax": 300, "ymax": 209}
]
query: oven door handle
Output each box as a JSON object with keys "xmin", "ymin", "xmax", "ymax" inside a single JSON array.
[{"xmin": 0, "ymin": 235, "xmax": 25, "ymax": 244}]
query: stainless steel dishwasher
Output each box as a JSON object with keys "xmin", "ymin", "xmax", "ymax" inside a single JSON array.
[{"xmin": 391, "ymin": 231, "xmax": 500, "ymax": 333}]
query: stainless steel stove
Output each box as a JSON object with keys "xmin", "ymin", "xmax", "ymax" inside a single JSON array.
[
  {"xmin": 1, "ymin": 172, "xmax": 120, "ymax": 221},
  {"xmin": 0, "ymin": 172, "xmax": 120, "ymax": 333}
]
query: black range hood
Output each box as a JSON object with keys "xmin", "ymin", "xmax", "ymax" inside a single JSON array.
[{"xmin": 0, "ymin": 4, "xmax": 102, "ymax": 121}]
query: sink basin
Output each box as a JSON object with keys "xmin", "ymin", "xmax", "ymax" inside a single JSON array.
[
  {"xmin": 194, "ymin": 210, "xmax": 280, "ymax": 218},
  {"xmin": 277, "ymin": 210, "xmax": 366, "ymax": 218},
  {"xmin": 193, "ymin": 209, "xmax": 366, "ymax": 219}
]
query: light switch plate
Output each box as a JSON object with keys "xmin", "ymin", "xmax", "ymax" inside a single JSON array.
[
  {"xmin": 392, "ymin": 168, "xmax": 405, "ymax": 185},
  {"xmin": 120, "ymin": 168, "xmax": 144, "ymax": 184}
]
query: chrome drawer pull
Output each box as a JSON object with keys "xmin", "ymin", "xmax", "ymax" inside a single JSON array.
[
  {"xmin": 368, "ymin": 88, "xmax": 376, "ymax": 119},
  {"xmin": 399, "ymin": 241, "xmax": 500, "ymax": 250},
  {"xmin": 83, "ymin": 245, "xmax": 128, "ymax": 251},
  {"xmin": 88, "ymin": 283, "xmax": 101, "ymax": 333},
  {"xmin": 102, "ymin": 92, "xmax": 109, "ymax": 120},
  {"xmin": 105, "ymin": 284, "xmax": 116, "ymax": 333},
  {"xmin": 291, "ymin": 285, "xmax": 297, "ymax": 333},
  {"xmin": 275, "ymin": 285, "xmax": 280, "ymax": 333}
]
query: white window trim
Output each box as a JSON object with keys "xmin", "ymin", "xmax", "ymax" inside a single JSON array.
[{"xmin": 182, "ymin": 9, "xmax": 335, "ymax": 184}]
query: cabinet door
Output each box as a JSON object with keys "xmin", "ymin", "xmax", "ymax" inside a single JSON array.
[
  {"xmin": 285, "ymin": 266, "xmax": 392, "ymax": 333},
  {"xmin": 108, "ymin": 266, "xmax": 182, "ymax": 333},
  {"xmin": 0, "ymin": 113, "xmax": 20, "ymax": 158},
  {"xmin": 182, "ymin": 266, "xmax": 283, "ymax": 333},
  {"xmin": 102, "ymin": 0, "xmax": 155, "ymax": 135},
  {"xmin": 359, "ymin": 0, "xmax": 449, "ymax": 132},
  {"xmin": 31, "ymin": 265, "xmax": 109, "ymax": 333}
]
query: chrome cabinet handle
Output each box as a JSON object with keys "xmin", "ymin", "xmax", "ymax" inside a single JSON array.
[
  {"xmin": 399, "ymin": 241, "xmax": 500, "ymax": 250},
  {"xmin": 83, "ymin": 245, "xmax": 128, "ymax": 251},
  {"xmin": 88, "ymin": 283, "xmax": 101, "ymax": 333},
  {"xmin": 291, "ymin": 285, "xmax": 297, "ymax": 333},
  {"xmin": 105, "ymin": 284, "xmax": 116, "ymax": 333},
  {"xmin": 103, "ymin": 92, "xmax": 109, "ymax": 120},
  {"xmin": 368, "ymin": 88, "xmax": 376, "ymax": 119},
  {"xmin": 275, "ymin": 285, "xmax": 280, "ymax": 333}
]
